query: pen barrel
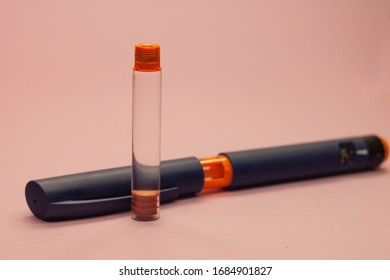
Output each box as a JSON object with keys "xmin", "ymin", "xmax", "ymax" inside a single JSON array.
[{"xmin": 222, "ymin": 135, "xmax": 386, "ymax": 190}]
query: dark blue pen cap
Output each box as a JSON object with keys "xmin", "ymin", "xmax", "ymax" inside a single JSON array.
[{"xmin": 25, "ymin": 157, "xmax": 204, "ymax": 221}]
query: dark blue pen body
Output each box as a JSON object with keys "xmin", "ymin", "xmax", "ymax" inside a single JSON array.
[
  {"xmin": 223, "ymin": 136, "xmax": 386, "ymax": 190},
  {"xmin": 25, "ymin": 135, "xmax": 386, "ymax": 220}
]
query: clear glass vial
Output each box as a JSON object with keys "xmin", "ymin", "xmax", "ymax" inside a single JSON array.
[{"xmin": 131, "ymin": 43, "xmax": 162, "ymax": 221}]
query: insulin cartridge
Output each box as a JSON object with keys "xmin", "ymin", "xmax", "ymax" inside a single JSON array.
[{"xmin": 131, "ymin": 43, "xmax": 162, "ymax": 221}]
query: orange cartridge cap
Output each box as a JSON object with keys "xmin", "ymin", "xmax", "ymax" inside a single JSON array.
[{"xmin": 134, "ymin": 43, "xmax": 161, "ymax": 72}]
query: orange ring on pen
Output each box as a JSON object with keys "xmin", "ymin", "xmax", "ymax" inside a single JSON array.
[
  {"xmin": 379, "ymin": 136, "xmax": 389, "ymax": 161},
  {"xmin": 200, "ymin": 155, "xmax": 233, "ymax": 189}
]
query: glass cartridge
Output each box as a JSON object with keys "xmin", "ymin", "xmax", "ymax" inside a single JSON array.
[{"xmin": 131, "ymin": 43, "xmax": 162, "ymax": 221}]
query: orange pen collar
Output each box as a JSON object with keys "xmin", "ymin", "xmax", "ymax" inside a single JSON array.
[{"xmin": 379, "ymin": 136, "xmax": 389, "ymax": 161}]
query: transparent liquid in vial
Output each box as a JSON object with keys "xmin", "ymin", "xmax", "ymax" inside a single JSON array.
[{"xmin": 131, "ymin": 69, "xmax": 161, "ymax": 221}]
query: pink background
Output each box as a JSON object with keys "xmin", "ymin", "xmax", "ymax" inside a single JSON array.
[{"xmin": 1, "ymin": 0, "xmax": 390, "ymax": 259}]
